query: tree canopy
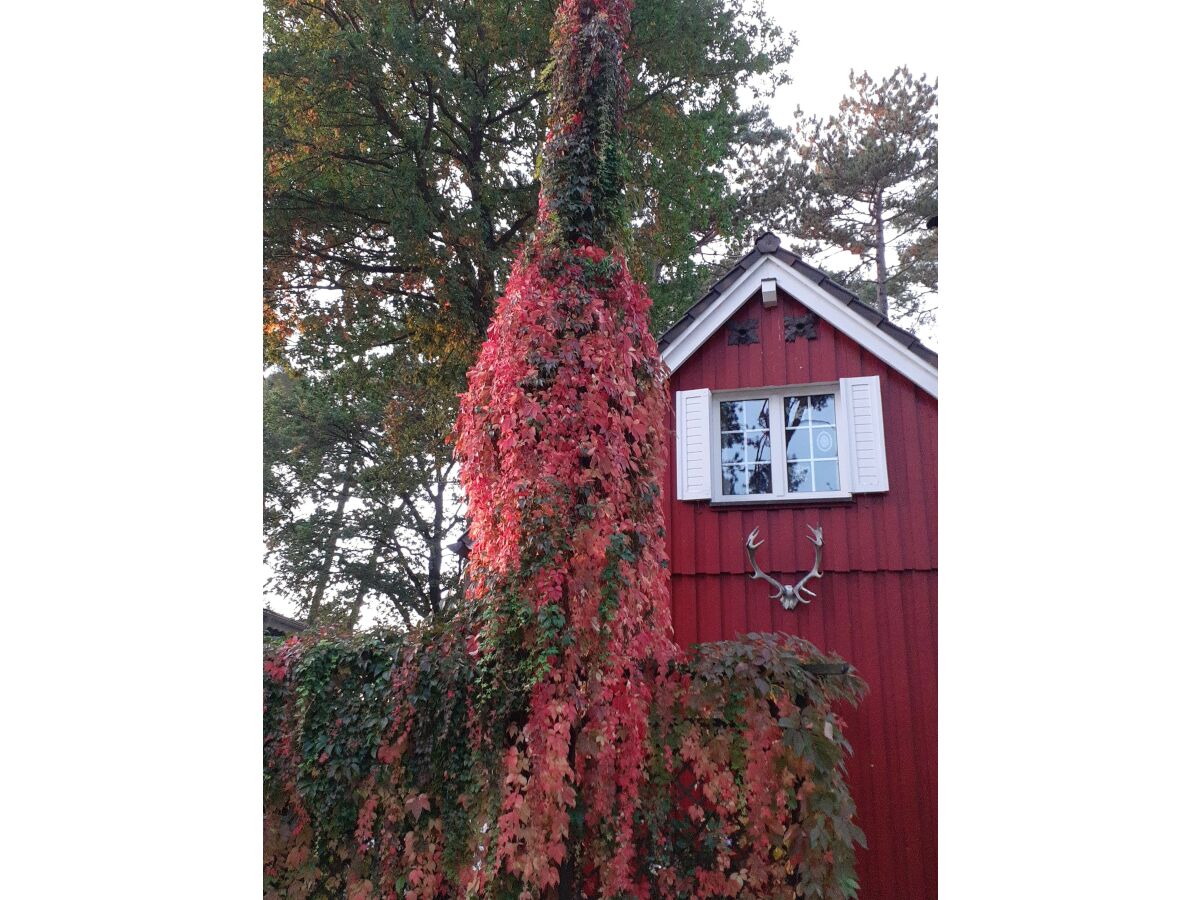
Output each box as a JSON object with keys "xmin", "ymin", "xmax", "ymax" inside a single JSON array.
[{"xmin": 263, "ymin": 0, "xmax": 798, "ymax": 627}]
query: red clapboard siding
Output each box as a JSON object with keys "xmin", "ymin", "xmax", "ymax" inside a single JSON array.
[
  {"xmin": 665, "ymin": 570, "xmax": 938, "ymax": 900},
  {"xmin": 668, "ymin": 291, "xmax": 937, "ymax": 577},
  {"xmin": 662, "ymin": 284, "xmax": 937, "ymax": 900}
]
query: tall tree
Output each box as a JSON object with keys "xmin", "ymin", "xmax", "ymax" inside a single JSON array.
[
  {"xmin": 263, "ymin": 368, "xmax": 362, "ymax": 625},
  {"xmin": 455, "ymin": 1, "xmax": 676, "ymax": 892},
  {"xmin": 264, "ymin": 346, "xmax": 467, "ymax": 628},
  {"xmin": 788, "ymin": 66, "xmax": 938, "ymax": 325},
  {"xmin": 263, "ymin": 0, "xmax": 796, "ymax": 627}
]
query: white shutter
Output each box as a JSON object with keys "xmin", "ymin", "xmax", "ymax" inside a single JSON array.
[
  {"xmin": 840, "ymin": 376, "xmax": 889, "ymax": 493},
  {"xmin": 675, "ymin": 388, "xmax": 712, "ymax": 500}
]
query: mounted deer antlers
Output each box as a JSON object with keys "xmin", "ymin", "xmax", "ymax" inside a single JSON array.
[{"xmin": 745, "ymin": 525, "xmax": 824, "ymax": 609}]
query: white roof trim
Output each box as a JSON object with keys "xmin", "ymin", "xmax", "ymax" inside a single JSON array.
[{"xmin": 660, "ymin": 255, "xmax": 939, "ymax": 398}]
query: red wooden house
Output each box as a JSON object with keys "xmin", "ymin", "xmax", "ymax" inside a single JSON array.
[{"xmin": 660, "ymin": 233, "xmax": 938, "ymax": 899}]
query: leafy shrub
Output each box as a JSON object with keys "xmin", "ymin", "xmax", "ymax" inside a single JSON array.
[{"xmin": 264, "ymin": 623, "xmax": 864, "ymax": 899}]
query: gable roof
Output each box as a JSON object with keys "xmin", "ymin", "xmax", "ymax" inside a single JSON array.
[{"xmin": 658, "ymin": 232, "xmax": 938, "ymax": 396}]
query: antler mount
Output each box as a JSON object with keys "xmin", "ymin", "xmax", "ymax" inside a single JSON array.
[{"xmin": 745, "ymin": 525, "xmax": 824, "ymax": 609}]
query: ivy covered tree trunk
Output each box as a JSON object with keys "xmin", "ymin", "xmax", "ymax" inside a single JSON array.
[
  {"xmin": 265, "ymin": 3, "xmax": 868, "ymax": 897},
  {"xmin": 456, "ymin": 1, "xmax": 677, "ymax": 894}
]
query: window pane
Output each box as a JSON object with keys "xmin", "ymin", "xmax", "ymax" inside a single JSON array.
[
  {"xmin": 745, "ymin": 429, "xmax": 771, "ymax": 464},
  {"xmin": 722, "ymin": 465, "xmax": 747, "ymax": 495},
  {"xmin": 787, "ymin": 461, "xmax": 811, "ymax": 492},
  {"xmin": 781, "ymin": 392, "xmax": 840, "ymax": 495},
  {"xmin": 808, "ymin": 393, "xmax": 836, "ymax": 426},
  {"xmin": 784, "ymin": 396, "xmax": 803, "ymax": 427},
  {"xmin": 786, "ymin": 395, "xmax": 808, "ymax": 426},
  {"xmin": 813, "ymin": 459, "xmax": 840, "ymax": 492},
  {"xmin": 746, "ymin": 398, "xmax": 770, "ymax": 429},
  {"xmin": 748, "ymin": 464, "xmax": 773, "ymax": 494},
  {"xmin": 811, "ymin": 426, "xmax": 838, "ymax": 458},
  {"xmin": 721, "ymin": 432, "xmax": 745, "ymax": 465},
  {"xmin": 719, "ymin": 396, "xmax": 773, "ymax": 498},
  {"xmin": 720, "ymin": 400, "xmax": 744, "ymax": 432},
  {"xmin": 786, "ymin": 427, "xmax": 810, "ymax": 460}
]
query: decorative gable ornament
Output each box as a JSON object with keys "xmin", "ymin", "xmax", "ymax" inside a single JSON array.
[
  {"xmin": 726, "ymin": 318, "xmax": 760, "ymax": 345},
  {"xmin": 784, "ymin": 313, "xmax": 818, "ymax": 342}
]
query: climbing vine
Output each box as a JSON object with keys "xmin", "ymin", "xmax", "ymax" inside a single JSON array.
[
  {"xmin": 265, "ymin": 628, "xmax": 864, "ymax": 899},
  {"xmin": 453, "ymin": 2, "xmax": 680, "ymax": 892},
  {"xmin": 266, "ymin": 1, "xmax": 866, "ymax": 896}
]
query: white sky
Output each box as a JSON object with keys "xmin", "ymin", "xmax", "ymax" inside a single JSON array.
[{"xmin": 758, "ymin": 0, "xmax": 940, "ymax": 125}]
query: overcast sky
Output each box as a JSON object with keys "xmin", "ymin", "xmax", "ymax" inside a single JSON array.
[{"xmin": 758, "ymin": 0, "xmax": 940, "ymax": 125}]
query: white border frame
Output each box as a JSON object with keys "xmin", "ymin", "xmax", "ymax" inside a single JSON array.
[
  {"xmin": 709, "ymin": 382, "xmax": 853, "ymax": 504},
  {"xmin": 661, "ymin": 255, "xmax": 938, "ymax": 398}
]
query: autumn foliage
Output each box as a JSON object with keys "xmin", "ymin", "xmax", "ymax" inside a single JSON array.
[
  {"xmin": 454, "ymin": 2, "xmax": 677, "ymax": 892},
  {"xmin": 264, "ymin": 627, "xmax": 864, "ymax": 899},
  {"xmin": 265, "ymin": 1, "xmax": 865, "ymax": 896}
]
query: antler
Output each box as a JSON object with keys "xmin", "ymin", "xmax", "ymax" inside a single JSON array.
[
  {"xmin": 744, "ymin": 525, "xmax": 825, "ymax": 609},
  {"xmin": 791, "ymin": 525, "xmax": 824, "ymax": 605},
  {"xmin": 745, "ymin": 527, "xmax": 787, "ymax": 600}
]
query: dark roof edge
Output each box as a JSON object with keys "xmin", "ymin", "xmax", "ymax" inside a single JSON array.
[
  {"xmin": 264, "ymin": 608, "xmax": 307, "ymax": 636},
  {"xmin": 657, "ymin": 231, "xmax": 938, "ymax": 369}
]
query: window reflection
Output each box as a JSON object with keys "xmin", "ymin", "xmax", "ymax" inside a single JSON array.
[
  {"xmin": 719, "ymin": 398, "xmax": 772, "ymax": 495},
  {"xmin": 717, "ymin": 391, "xmax": 841, "ymax": 498},
  {"xmin": 784, "ymin": 393, "xmax": 838, "ymax": 493}
]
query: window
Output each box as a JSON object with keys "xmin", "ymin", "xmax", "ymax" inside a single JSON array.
[
  {"xmin": 718, "ymin": 397, "xmax": 773, "ymax": 495},
  {"xmin": 783, "ymin": 393, "xmax": 841, "ymax": 494},
  {"xmin": 675, "ymin": 377, "xmax": 888, "ymax": 502},
  {"xmin": 713, "ymin": 385, "xmax": 849, "ymax": 502}
]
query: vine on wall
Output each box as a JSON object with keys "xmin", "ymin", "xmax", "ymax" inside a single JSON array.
[{"xmin": 264, "ymin": 627, "xmax": 865, "ymax": 899}]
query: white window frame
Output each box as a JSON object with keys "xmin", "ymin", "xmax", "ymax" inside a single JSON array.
[{"xmin": 709, "ymin": 382, "xmax": 853, "ymax": 504}]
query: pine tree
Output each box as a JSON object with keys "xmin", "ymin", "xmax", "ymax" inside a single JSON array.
[{"xmin": 789, "ymin": 67, "xmax": 938, "ymax": 325}]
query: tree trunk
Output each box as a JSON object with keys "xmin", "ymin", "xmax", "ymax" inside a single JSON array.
[
  {"xmin": 307, "ymin": 455, "xmax": 357, "ymax": 623},
  {"xmin": 348, "ymin": 533, "xmax": 387, "ymax": 628},
  {"xmin": 648, "ymin": 256, "xmax": 662, "ymax": 286},
  {"xmin": 427, "ymin": 477, "xmax": 445, "ymax": 616},
  {"xmin": 556, "ymin": 838, "xmax": 577, "ymax": 900},
  {"xmin": 557, "ymin": 726, "xmax": 580, "ymax": 900},
  {"xmin": 873, "ymin": 187, "xmax": 888, "ymax": 320}
]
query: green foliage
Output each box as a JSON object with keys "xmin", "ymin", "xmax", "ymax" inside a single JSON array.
[
  {"xmin": 263, "ymin": 354, "xmax": 465, "ymax": 628},
  {"xmin": 264, "ymin": 0, "xmax": 793, "ymax": 330},
  {"xmin": 787, "ymin": 66, "xmax": 938, "ymax": 326},
  {"xmin": 628, "ymin": 0, "xmax": 798, "ymax": 329},
  {"xmin": 537, "ymin": 0, "xmax": 632, "ymax": 248},
  {"xmin": 263, "ymin": 0, "xmax": 798, "ymax": 628}
]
